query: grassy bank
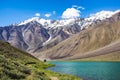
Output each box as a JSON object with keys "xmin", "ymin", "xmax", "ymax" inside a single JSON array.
[{"xmin": 0, "ymin": 41, "xmax": 81, "ymax": 80}]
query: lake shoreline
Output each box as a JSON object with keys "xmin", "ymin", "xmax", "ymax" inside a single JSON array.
[
  {"xmin": 45, "ymin": 62, "xmax": 82, "ymax": 80},
  {"xmin": 49, "ymin": 59, "xmax": 120, "ymax": 62},
  {"xmin": 48, "ymin": 61, "xmax": 120, "ymax": 80}
]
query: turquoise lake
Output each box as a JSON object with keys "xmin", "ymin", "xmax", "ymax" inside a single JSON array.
[{"xmin": 48, "ymin": 61, "xmax": 120, "ymax": 80}]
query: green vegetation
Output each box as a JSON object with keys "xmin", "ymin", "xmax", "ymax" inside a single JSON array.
[{"xmin": 0, "ymin": 41, "xmax": 81, "ymax": 80}]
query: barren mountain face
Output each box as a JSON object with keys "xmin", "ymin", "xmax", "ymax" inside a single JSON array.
[
  {"xmin": 0, "ymin": 11, "xmax": 120, "ymax": 60},
  {"xmin": 34, "ymin": 11, "xmax": 120, "ymax": 61}
]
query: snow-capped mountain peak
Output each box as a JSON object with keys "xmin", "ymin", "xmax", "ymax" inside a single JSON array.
[
  {"xmin": 17, "ymin": 17, "xmax": 80, "ymax": 29},
  {"xmin": 18, "ymin": 17, "xmax": 39, "ymax": 26},
  {"xmin": 86, "ymin": 11, "xmax": 114, "ymax": 21},
  {"xmin": 81, "ymin": 10, "xmax": 120, "ymax": 28},
  {"xmin": 17, "ymin": 10, "xmax": 120, "ymax": 30},
  {"xmin": 18, "ymin": 17, "xmax": 51, "ymax": 26},
  {"xmin": 85, "ymin": 10, "xmax": 120, "ymax": 21}
]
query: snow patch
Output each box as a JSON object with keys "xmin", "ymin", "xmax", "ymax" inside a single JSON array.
[
  {"xmin": 82, "ymin": 10, "xmax": 120, "ymax": 28},
  {"xmin": 42, "ymin": 36, "xmax": 52, "ymax": 46},
  {"xmin": 18, "ymin": 17, "xmax": 39, "ymax": 26},
  {"xmin": 18, "ymin": 17, "xmax": 51, "ymax": 26},
  {"xmin": 85, "ymin": 10, "xmax": 120, "ymax": 21}
]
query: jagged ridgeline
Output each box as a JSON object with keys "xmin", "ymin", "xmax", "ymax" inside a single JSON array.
[
  {"xmin": 0, "ymin": 10, "xmax": 119, "ymax": 54},
  {"xmin": 34, "ymin": 10, "xmax": 120, "ymax": 61},
  {"xmin": 0, "ymin": 10, "xmax": 120, "ymax": 61},
  {"xmin": 0, "ymin": 41, "xmax": 81, "ymax": 80}
]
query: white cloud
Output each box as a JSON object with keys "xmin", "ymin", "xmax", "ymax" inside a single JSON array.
[
  {"xmin": 61, "ymin": 8, "xmax": 81, "ymax": 19},
  {"xmin": 35, "ymin": 13, "xmax": 40, "ymax": 17},
  {"xmin": 45, "ymin": 13, "xmax": 52, "ymax": 18},
  {"xmin": 44, "ymin": 11, "xmax": 56, "ymax": 18},
  {"xmin": 61, "ymin": 5, "xmax": 84, "ymax": 19},
  {"xmin": 72, "ymin": 5, "xmax": 85, "ymax": 10},
  {"xmin": 77, "ymin": 6, "xmax": 85, "ymax": 10},
  {"xmin": 72, "ymin": 5, "xmax": 78, "ymax": 8},
  {"xmin": 53, "ymin": 11, "xmax": 56, "ymax": 15}
]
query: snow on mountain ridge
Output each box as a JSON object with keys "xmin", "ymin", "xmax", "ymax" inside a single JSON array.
[
  {"xmin": 18, "ymin": 17, "xmax": 78, "ymax": 28},
  {"xmin": 85, "ymin": 10, "xmax": 120, "ymax": 21},
  {"xmin": 88, "ymin": 11, "xmax": 113, "ymax": 20},
  {"xmin": 17, "ymin": 10, "xmax": 120, "ymax": 29},
  {"xmin": 18, "ymin": 17, "xmax": 39, "ymax": 26},
  {"xmin": 48, "ymin": 18, "xmax": 77, "ymax": 28},
  {"xmin": 18, "ymin": 17, "xmax": 52, "ymax": 26},
  {"xmin": 81, "ymin": 10, "xmax": 120, "ymax": 29}
]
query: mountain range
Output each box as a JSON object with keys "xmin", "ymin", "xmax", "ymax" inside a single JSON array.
[{"xmin": 0, "ymin": 10, "xmax": 120, "ymax": 61}]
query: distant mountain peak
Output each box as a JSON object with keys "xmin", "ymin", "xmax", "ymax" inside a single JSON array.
[
  {"xmin": 17, "ymin": 17, "xmax": 81, "ymax": 29},
  {"xmin": 18, "ymin": 17, "xmax": 39, "ymax": 26},
  {"xmin": 1, "ymin": 9, "xmax": 120, "ymax": 56},
  {"xmin": 86, "ymin": 10, "xmax": 120, "ymax": 21},
  {"xmin": 17, "ymin": 17, "xmax": 52, "ymax": 26},
  {"xmin": 81, "ymin": 10, "xmax": 120, "ymax": 28},
  {"xmin": 16, "ymin": 10, "xmax": 120, "ymax": 31}
]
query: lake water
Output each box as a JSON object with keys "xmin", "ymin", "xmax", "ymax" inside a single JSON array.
[{"xmin": 48, "ymin": 61, "xmax": 120, "ymax": 80}]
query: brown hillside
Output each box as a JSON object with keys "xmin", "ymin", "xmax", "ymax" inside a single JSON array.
[{"xmin": 34, "ymin": 12, "xmax": 120, "ymax": 61}]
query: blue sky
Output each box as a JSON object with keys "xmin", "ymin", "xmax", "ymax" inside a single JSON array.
[{"xmin": 0, "ymin": 0, "xmax": 120, "ymax": 26}]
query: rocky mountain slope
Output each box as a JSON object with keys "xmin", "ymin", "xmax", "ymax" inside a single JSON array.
[
  {"xmin": 0, "ymin": 18, "xmax": 82, "ymax": 53},
  {"xmin": 0, "ymin": 10, "xmax": 119, "ymax": 53},
  {"xmin": 0, "ymin": 10, "xmax": 120, "ymax": 61},
  {"xmin": 34, "ymin": 10, "xmax": 120, "ymax": 61}
]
